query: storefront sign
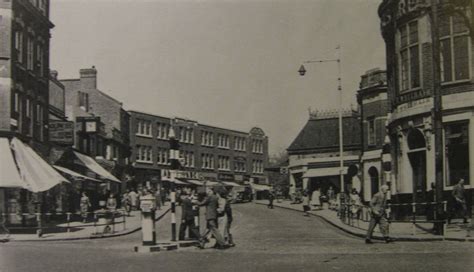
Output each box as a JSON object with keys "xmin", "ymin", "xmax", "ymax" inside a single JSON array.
[
  {"xmin": 49, "ymin": 120, "xmax": 74, "ymax": 145},
  {"xmin": 218, "ymin": 173, "xmax": 235, "ymax": 181}
]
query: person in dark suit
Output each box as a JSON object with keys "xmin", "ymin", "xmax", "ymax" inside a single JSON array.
[
  {"xmin": 178, "ymin": 187, "xmax": 200, "ymax": 241},
  {"xmin": 366, "ymin": 185, "xmax": 392, "ymax": 244},
  {"xmin": 268, "ymin": 190, "xmax": 275, "ymax": 209},
  {"xmin": 196, "ymin": 188, "xmax": 227, "ymax": 249}
]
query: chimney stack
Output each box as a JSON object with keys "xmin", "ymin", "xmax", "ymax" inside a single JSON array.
[{"xmin": 79, "ymin": 66, "xmax": 97, "ymax": 89}]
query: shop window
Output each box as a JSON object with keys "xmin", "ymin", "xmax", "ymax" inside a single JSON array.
[{"xmin": 445, "ymin": 122, "xmax": 469, "ymax": 186}]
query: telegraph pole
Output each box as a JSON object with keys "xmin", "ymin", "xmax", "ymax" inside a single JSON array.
[{"xmin": 430, "ymin": 0, "xmax": 444, "ymax": 235}]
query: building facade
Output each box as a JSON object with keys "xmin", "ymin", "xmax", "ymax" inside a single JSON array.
[
  {"xmin": 287, "ymin": 109, "xmax": 361, "ymax": 197},
  {"xmin": 357, "ymin": 68, "xmax": 390, "ymax": 201},
  {"xmin": 128, "ymin": 110, "xmax": 268, "ymax": 188},
  {"xmin": 0, "ymin": 0, "xmax": 53, "ymax": 213},
  {"xmin": 379, "ymin": 1, "xmax": 473, "ymax": 211},
  {"xmin": 59, "ymin": 67, "xmax": 130, "ymax": 187}
]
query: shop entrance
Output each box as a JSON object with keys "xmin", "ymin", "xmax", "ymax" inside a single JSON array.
[{"xmin": 407, "ymin": 129, "xmax": 427, "ymax": 205}]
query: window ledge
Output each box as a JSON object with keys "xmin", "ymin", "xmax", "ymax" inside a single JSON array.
[
  {"xmin": 136, "ymin": 134, "xmax": 153, "ymax": 139},
  {"xmin": 136, "ymin": 160, "xmax": 153, "ymax": 164},
  {"xmin": 441, "ymin": 79, "xmax": 471, "ymax": 87}
]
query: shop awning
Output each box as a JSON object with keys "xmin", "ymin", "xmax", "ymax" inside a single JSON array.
[
  {"xmin": 0, "ymin": 138, "xmax": 24, "ymax": 188},
  {"xmin": 73, "ymin": 151, "xmax": 121, "ymax": 183},
  {"xmin": 53, "ymin": 165, "xmax": 101, "ymax": 183},
  {"xmin": 203, "ymin": 180, "xmax": 220, "ymax": 186},
  {"xmin": 162, "ymin": 177, "xmax": 188, "ymax": 185},
  {"xmin": 302, "ymin": 167, "xmax": 348, "ymax": 178},
  {"xmin": 11, "ymin": 138, "xmax": 69, "ymax": 192},
  {"xmin": 250, "ymin": 183, "xmax": 271, "ymax": 191},
  {"xmin": 185, "ymin": 179, "xmax": 204, "ymax": 186},
  {"xmin": 221, "ymin": 181, "xmax": 243, "ymax": 187}
]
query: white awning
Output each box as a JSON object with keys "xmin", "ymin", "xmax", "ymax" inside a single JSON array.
[
  {"xmin": 250, "ymin": 183, "xmax": 271, "ymax": 191},
  {"xmin": 203, "ymin": 180, "xmax": 220, "ymax": 186},
  {"xmin": 162, "ymin": 177, "xmax": 188, "ymax": 185},
  {"xmin": 186, "ymin": 179, "xmax": 204, "ymax": 186},
  {"xmin": 73, "ymin": 151, "xmax": 121, "ymax": 183},
  {"xmin": 222, "ymin": 181, "xmax": 243, "ymax": 187},
  {"xmin": 53, "ymin": 165, "xmax": 101, "ymax": 182},
  {"xmin": 302, "ymin": 167, "xmax": 348, "ymax": 178},
  {"xmin": 0, "ymin": 138, "xmax": 24, "ymax": 188},
  {"xmin": 11, "ymin": 138, "xmax": 69, "ymax": 192}
]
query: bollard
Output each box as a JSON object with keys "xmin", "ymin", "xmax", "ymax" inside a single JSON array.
[
  {"xmin": 412, "ymin": 203, "xmax": 416, "ymax": 236},
  {"xmin": 66, "ymin": 213, "xmax": 71, "ymax": 233},
  {"xmin": 112, "ymin": 212, "xmax": 115, "ymax": 234},
  {"xmin": 140, "ymin": 195, "xmax": 156, "ymax": 246},
  {"xmin": 123, "ymin": 212, "xmax": 126, "ymax": 231},
  {"xmin": 36, "ymin": 213, "xmax": 43, "ymax": 238}
]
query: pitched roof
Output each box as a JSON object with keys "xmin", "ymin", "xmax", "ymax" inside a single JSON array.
[{"xmin": 287, "ymin": 116, "xmax": 361, "ymax": 152}]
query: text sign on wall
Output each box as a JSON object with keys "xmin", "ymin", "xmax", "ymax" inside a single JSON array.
[{"xmin": 49, "ymin": 120, "xmax": 74, "ymax": 145}]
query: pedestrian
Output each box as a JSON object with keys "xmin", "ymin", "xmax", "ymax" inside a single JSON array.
[
  {"xmin": 155, "ymin": 188, "xmax": 162, "ymax": 210},
  {"xmin": 267, "ymin": 190, "xmax": 274, "ymax": 209},
  {"xmin": 106, "ymin": 192, "xmax": 117, "ymax": 211},
  {"xmin": 129, "ymin": 189, "xmax": 138, "ymax": 211},
  {"xmin": 79, "ymin": 192, "xmax": 91, "ymax": 223},
  {"xmin": 302, "ymin": 191, "xmax": 310, "ymax": 216},
  {"xmin": 350, "ymin": 188, "xmax": 362, "ymax": 220},
  {"xmin": 327, "ymin": 186, "xmax": 335, "ymax": 210},
  {"xmin": 195, "ymin": 188, "xmax": 228, "ymax": 249},
  {"xmin": 224, "ymin": 194, "xmax": 235, "ymax": 247},
  {"xmin": 365, "ymin": 185, "xmax": 392, "ymax": 244},
  {"xmin": 178, "ymin": 187, "xmax": 201, "ymax": 241},
  {"xmin": 121, "ymin": 189, "xmax": 131, "ymax": 216},
  {"xmin": 311, "ymin": 188, "xmax": 321, "ymax": 210},
  {"xmin": 216, "ymin": 189, "xmax": 228, "ymax": 246},
  {"xmin": 448, "ymin": 178, "xmax": 469, "ymax": 224}
]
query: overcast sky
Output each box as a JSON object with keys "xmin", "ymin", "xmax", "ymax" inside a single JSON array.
[{"xmin": 50, "ymin": 0, "xmax": 386, "ymax": 156}]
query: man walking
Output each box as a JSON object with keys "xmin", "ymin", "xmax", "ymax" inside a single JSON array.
[
  {"xmin": 448, "ymin": 178, "xmax": 469, "ymax": 224},
  {"xmin": 268, "ymin": 190, "xmax": 274, "ymax": 209},
  {"xmin": 196, "ymin": 188, "xmax": 228, "ymax": 249},
  {"xmin": 178, "ymin": 187, "xmax": 200, "ymax": 241},
  {"xmin": 366, "ymin": 185, "xmax": 392, "ymax": 244}
]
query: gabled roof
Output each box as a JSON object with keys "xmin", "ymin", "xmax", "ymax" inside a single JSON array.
[{"xmin": 287, "ymin": 116, "xmax": 361, "ymax": 153}]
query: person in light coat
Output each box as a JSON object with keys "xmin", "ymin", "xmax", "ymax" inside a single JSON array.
[{"xmin": 365, "ymin": 185, "xmax": 392, "ymax": 244}]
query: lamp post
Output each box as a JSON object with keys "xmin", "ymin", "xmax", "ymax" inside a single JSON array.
[{"xmin": 298, "ymin": 47, "xmax": 345, "ymax": 193}]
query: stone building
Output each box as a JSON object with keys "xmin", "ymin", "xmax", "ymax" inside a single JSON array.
[
  {"xmin": 128, "ymin": 110, "xmax": 269, "ymax": 188},
  {"xmin": 379, "ymin": 0, "xmax": 473, "ymax": 212}
]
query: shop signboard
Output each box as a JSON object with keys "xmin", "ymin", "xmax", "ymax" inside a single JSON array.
[
  {"xmin": 49, "ymin": 120, "xmax": 74, "ymax": 145},
  {"xmin": 218, "ymin": 173, "xmax": 235, "ymax": 181}
]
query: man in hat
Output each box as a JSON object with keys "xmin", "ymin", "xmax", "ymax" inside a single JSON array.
[{"xmin": 366, "ymin": 184, "xmax": 392, "ymax": 244}]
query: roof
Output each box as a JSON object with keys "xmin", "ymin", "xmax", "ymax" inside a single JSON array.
[{"xmin": 287, "ymin": 116, "xmax": 361, "ymax": 152}]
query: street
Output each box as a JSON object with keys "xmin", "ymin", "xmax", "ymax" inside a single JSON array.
[{"xmin": 1, "ymin": 203, "xmax": 473, "ymax": 272}]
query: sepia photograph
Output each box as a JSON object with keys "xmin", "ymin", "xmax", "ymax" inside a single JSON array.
[{"xmin": 0, "ymin": 0, "xmax": 473, "ymax": 271}]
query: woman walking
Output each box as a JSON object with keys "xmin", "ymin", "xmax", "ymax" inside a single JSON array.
[
  {"xmin": 302, "ymin": 191, "xmax": 311, "ymax": 216},
  {"xmin": 80, "ymin": 192, "xmax": 91, "ymax": 223}
]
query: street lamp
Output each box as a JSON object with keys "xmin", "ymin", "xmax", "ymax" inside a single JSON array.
[{"xmin": 298, "ymin": 47, "xmax": 345, "ymax": 193}]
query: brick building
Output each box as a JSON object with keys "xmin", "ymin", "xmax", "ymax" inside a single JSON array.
[
  {"xmin": 287, "ymin": 109, "xmax": 361, "ymax": 197},
  {"xmin": 357, "ymin": 68, "xmax": 390, "ymax": 201},
  {"xmin": 379, "ymin": 0, "xmax": 473, "ymax": 213},
  {"xmin": 58, "ymin": 67, "xmax": 130, "ymax": 189},
  {"xmin": 128, "ymin": 110, "xmax": 268, "ymax": 188}
]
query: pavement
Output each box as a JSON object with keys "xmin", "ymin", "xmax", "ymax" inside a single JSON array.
[
  {"xmin": 256, "ymin": 199, "xmax": 474, "ymax": 242},
  {"xmin": 2, "ymin": 205, "xmax": 171, "ymax": 242},
  {"xmin": 1, "ymin": 203, "xmax": 473, "ymax": 272}
]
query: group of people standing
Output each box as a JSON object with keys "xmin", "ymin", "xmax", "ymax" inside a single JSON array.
[{"xmin": 178, "ymin": 186, "xmax": 235, "ymax": 250}]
